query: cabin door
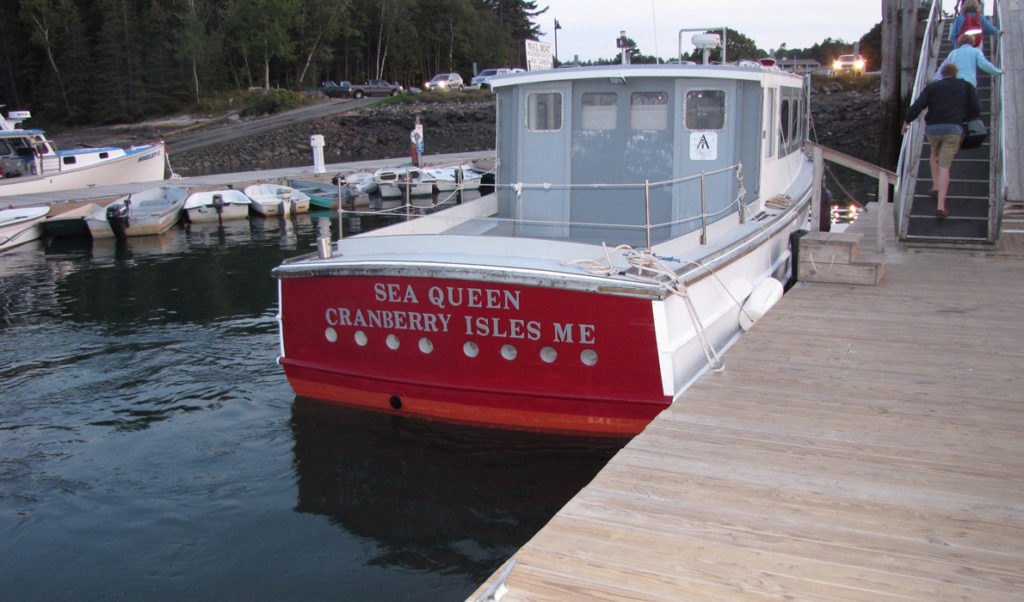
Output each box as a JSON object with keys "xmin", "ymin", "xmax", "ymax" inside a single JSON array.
[
  {"xmin": 516, "ymin": 83, "xmax": 571, "ymax": 238},
  {"xmin": 672, "ymin": 80, "xmax": 742, "ymax": 239}
]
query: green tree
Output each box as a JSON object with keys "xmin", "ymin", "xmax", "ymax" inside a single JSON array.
[
  {"xmin": 227, "ymin": 0, "xmax": 301, "ymax": 90},
  {"xmin": 296, "ymin": 0, "xmax": 350, "ymax": 86},
  {"xmin": 18, "ymin": 0, "xmax": 87, "ymax": 122}
]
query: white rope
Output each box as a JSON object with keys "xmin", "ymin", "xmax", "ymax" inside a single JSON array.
[
  {"xmin": 808, "ymin": 250, "xmax": 837, "ymax": 275},
  {"xmin": 564, "ymin": 245, "xmax": 725, "ymax": 372}
]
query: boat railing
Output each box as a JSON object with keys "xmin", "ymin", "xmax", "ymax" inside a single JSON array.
[{"xmin": 338, "ymin": 163, "xmax": 749, "ymax": 249}]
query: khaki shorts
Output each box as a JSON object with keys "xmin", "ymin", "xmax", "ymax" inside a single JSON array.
[{"xmin": 928, "ymin": 133, "xmax": 961, "ymax": 168}]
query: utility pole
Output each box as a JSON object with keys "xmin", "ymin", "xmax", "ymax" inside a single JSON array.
[
  {"xmin": 554, "ymin": 19, "xmax": 562, "ymax": 64},
  {"xmin": 879, "ymin": 0, "xmax": 902, "ymax": 168}
]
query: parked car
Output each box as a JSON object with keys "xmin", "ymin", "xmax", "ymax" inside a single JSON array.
[
  {"xmin": 831, "ymin": 54, "xmax": 865, "ymax": 75},
  {"xmin": 470, "ymin": 68, "xmax": 522, "ymax": 89},
  {"xmin": 348, "ymin": 80, "xmax": 404, "ymax": 98},
  {"xmin": 323, "ymin": 81, "xmax": 352, "ymax": 97},
  {"xmin": 425, "ymin": 72, "xmax": 464, "ymax": 91}
]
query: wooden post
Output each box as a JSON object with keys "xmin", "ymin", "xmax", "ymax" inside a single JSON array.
[
  {"xmin": 811, "ymin": 145, "xmax": 824, "ymax": 232},
  {"xmin": 877, "ymin": 170, "xmax": 888, "ymax": 252},
  {"xmin": 880, "ymin": 0, "xmax": 902, "ymax": 168},
  {"xmin": 899, "ymin": 0, "xmax": 919, "ymax": 109}
]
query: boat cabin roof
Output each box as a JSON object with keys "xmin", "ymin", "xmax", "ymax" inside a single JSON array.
[{"xmin": 490, "ymin": 62, "xmax": 804, "ymax": 90}]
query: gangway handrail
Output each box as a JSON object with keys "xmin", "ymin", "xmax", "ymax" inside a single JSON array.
[
  {"xmin": 894, "ymin": 0, "xmax": 944, "ymax": 239},
  {"xmin": 990, "ymin": 0, "xmax": 1006, "ymax": 237}
]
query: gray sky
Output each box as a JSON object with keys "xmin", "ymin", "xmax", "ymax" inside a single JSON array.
[{"xmin": 536, "ymin": 0, "xmax": 901, "ymax": 62}]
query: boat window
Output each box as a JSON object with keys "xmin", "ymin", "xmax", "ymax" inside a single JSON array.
[
  {"xmin": 685, "ymin": 89, "xmax": 725, "ymax": 130},
  {"xmin": 581, "ymin": 92, "xmax": 617, "ymax": 131},
  {"xmin": 527, "ymin": 92, "xmax": 563, "ymax": 131},
  {"xmin": 62, "ymin": 156, "xmax": 77, "ymax": 165},
  {"xmin": 792, "ymin": 98, "xmax": 802, "ymax": 147},
  {"xmin": 0, "ymin": 139, "xmax": 13, "ymax": 156},
  {"xmin": 630, "ymin": 92, "xmax": 668, "ymax": 130},
  {"xmin": 779, "ymin": 99, "xmax": 790, "ymax": 148}
]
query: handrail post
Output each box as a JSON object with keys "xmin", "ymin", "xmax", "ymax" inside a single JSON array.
[
  {"xmin": 876, "ymin": 169, "xmax": 888, "ymax": 253},
  {"xmin": 811, "ymin": 145, "xmax": 823, "ymax": 232},
  {"xmin": 699, "ymin": 171, "xmax": 707, "ymax": 245},
  {"xmin": 645, "ymin": 179, "xmax": 652, "ymax": 249}
]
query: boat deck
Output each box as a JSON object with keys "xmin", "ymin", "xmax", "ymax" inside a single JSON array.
[{"xmin": 470, "ymin": 205, "xmax": 1024, "ymax": 601}]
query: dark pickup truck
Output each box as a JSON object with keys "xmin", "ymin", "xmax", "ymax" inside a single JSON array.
[
  {"xmin": 348, "ymin": 79, "xmax": 404, "ymax": 98},
  {"xmin": 322, "ymin": 81, "xmax": 352, "ymax": 98}
]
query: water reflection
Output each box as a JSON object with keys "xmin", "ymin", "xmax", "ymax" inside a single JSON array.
[{"xmin": 289, "ymin": 398, "xmax": 624, "ymax": 580}]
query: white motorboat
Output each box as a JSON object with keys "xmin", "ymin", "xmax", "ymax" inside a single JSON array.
[
  {"xmin": 244, "ymin": 183, "xmax": 311, "ymax": 217},
  {"xmin": 422, "ymin": 164, "xmax": 483, "ymax": 192},
  {"xmin": 0, "ymin": 205, "xmax": 50, "ymax": 252},
  {"xmin": 272, "ymin": 31, "xmax": 813, "ymax": 435},
  {"xmin": 85, "ymin": 186, "xmax": 188, "ymax": 239},
  {"xmin": 0, "ymin": 110, "xmax": 166, "ymax": 196},
  {"xmin": 342, "ymin": 172, "xmax": 378, "ymax": 196},
  {"xmin": 374, "ymin": 167, "xmax": 435, "ymax": 199},
  {"xmin": 183, "ymin": 189, "xmax": 251, "ymax": 223}
]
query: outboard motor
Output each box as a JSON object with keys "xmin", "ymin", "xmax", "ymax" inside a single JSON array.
[
  {"xmin": 212, "ymin": 193, "xmax": 225, "ymax": 225},
  {"xmin": 106, "ymin": 197, "xmax": 131, "ymax": 240}
]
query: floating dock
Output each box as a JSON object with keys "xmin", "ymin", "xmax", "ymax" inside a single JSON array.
[{"xmin": 472, "ymin": 205, "xmax": 1024, "ymax": 600}]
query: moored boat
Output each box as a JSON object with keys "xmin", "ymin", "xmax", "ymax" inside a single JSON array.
[
  {"xmin": 0, "ymin": 205, "xmax": 50, "ymax": 252},
  {"xmin": 85, "ymin": 186, "xmax": 188, "ymax": 239},
  {"xmin": 374, "ymin": 166, "xmax": 435, "ymax": 199},
  {"xmin": 42, "ymin": 202, "xmax": 103, "ymax": 238},
  {"xmin": 272, "ymin": 32, "xmax": 813, "ymax": 435},
  {"xmin": 290, "ymin": 179, "xmax": 338, "ymax": 209},
  {"xmin": 183, "ymin": 189, "xmax": 251, "ymax": 222},
  {"xmin": 244, "ymin": 183, "xmax": 311, "ymax": 217},
  {"xmin": 0, "ymin": 110, "xmax": 166, "ymax": 196},
  {"xmin": 422, "ymin": 164, "xmax": 483, "ymax": 192}
]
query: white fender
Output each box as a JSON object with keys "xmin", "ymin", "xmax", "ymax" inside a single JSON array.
[{"xmin": 739, "ymin": 277, "xmax": 783, "ymax": 331}]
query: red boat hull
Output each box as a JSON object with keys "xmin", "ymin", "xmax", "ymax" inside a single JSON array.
[{"xmin": 278, "ymin": 274, "xmax": 670, "ymax": 435}]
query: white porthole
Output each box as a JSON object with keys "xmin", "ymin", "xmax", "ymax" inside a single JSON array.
[
  {"xmin": 386, "ymin": 334, "xmax": 400, "ymax": 350},
  {"xmin": 580, "ymin": 349, "xmax": 598, "ymax": 366},
  {"xmin": 463, "ymin": 341, "xmax": 479, "ymax": 358},
  {"xmin": 324, "ymin": 327, "xmax": 338, "ymax": 343},
  {"xmin": 354, "ymin": 330, "xmax": 368, "ymax": 346},
  {"xmin": 418, "ymin": 337, "xmax": 434, "ymax": 354},
  {"xmin": 540, "ymin": 346, "xmax": 558, "ymax": 363},
  {"xmin": 501, "ymin": 344, "xmax": 518, "ymax": 360}
]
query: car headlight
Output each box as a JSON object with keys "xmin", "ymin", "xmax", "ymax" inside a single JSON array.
[
  {"xmin": 855, "ymin": 59, "xmax": 865, "ymax": 70},
  {"xmin": 833, "ymin": 60, "xmax": 842, "ymax": 70}
]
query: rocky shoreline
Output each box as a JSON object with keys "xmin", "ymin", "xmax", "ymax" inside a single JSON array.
[{"xmin": 169, "ymin": 101, "xmax": 498, "ymax": 177}]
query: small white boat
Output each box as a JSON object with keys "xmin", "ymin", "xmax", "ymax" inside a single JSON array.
[
  {"xmin": 183, "ymin": 189, "xmax": 251, "ymax": 222},
  {"xmin": 343, "ymin": 172, "xmax": 378, "ymax": 196},
  {"xmin": 374, "ymin": 167, "xmax": 435, "ymax": 199},
  {"xmin": 243, "ymin": 183, "xmax": 311, "ymax": 217},
  {"xmin": 422, "ymin": 164, "xmax": 483, "ymax": 192},
  {"xmin": 85, "ymin": 186, "xmax": 188, "ymax": 239},
  {"xmin": 0, "ymin": 205, "xmax": 50, "ymax": 252},
  {"xmin": 0, "ymin": 110, "xmax": 166, "ymax": 197}
]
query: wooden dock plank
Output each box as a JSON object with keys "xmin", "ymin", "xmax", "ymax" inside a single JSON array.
[{"xmin": 470, "ymin": 206, "xmax": 1024, "ymax": 601}]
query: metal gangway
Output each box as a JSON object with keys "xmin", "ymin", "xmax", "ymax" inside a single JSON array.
[{"xmin": 894, "ymin": 0, "xmax": 1023, "ymax": 247}]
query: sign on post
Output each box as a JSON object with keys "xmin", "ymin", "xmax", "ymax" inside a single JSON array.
[{"xmin": 525, "ymin": 40, "xmax": 553, "ymax": 71}]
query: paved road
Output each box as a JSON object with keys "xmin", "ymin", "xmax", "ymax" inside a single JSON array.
[{"xmin": 165, "ymin": 96, "xmax": 378, "ymax": 154}]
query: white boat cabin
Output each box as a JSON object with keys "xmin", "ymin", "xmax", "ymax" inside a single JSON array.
[{"xmin": 490, "ymin": 62, "xmax": 808, "ymax": 247}]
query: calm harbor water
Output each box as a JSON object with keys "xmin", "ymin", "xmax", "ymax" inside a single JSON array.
[{"xmin": 0, "ymin": 212, "xmax": 625, "ymax": 600}]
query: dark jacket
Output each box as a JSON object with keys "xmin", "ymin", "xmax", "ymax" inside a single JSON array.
[{"xmin": 904, "ymin": 75, "xmax": 981, "ymax": 126}]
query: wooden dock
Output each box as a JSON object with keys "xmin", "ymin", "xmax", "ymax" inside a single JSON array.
[{"xmin": 471, "ymin": 207, "xmax": 1024, "ymax": 600}]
